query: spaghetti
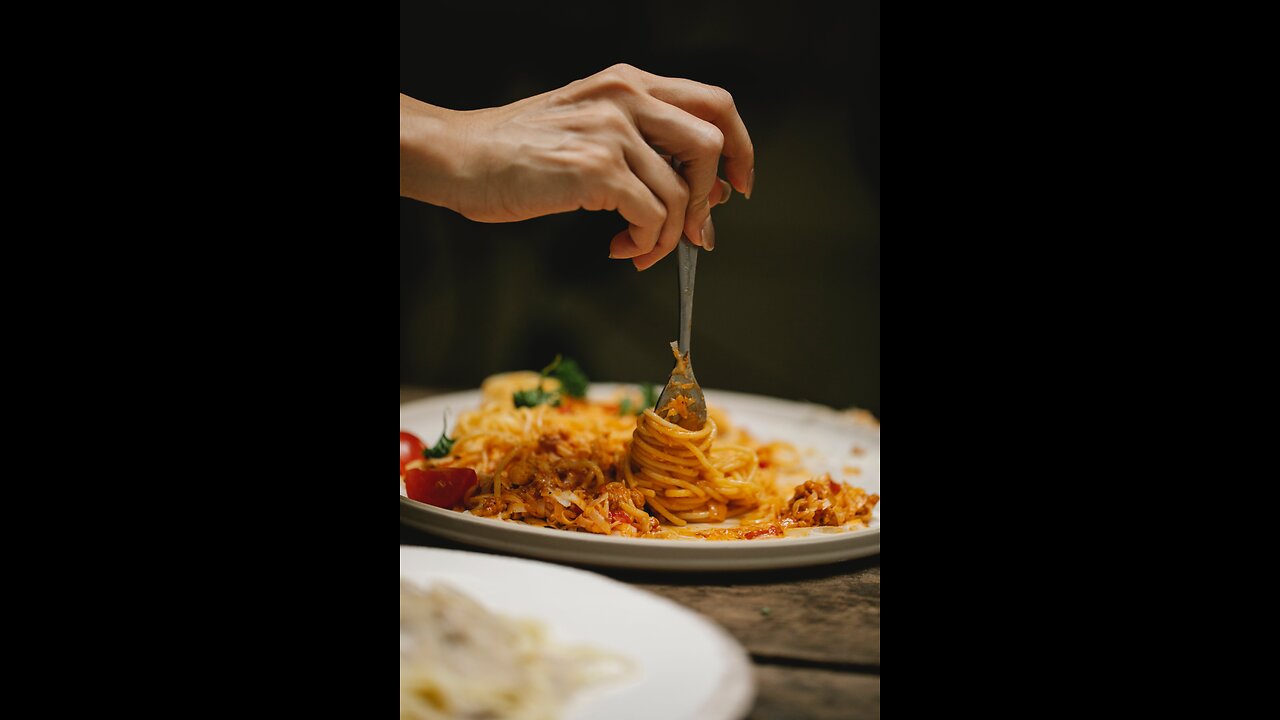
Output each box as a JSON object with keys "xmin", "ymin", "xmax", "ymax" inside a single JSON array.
[
  {"xmin": 406, "ymin": 371, "xmax": 879, "ymax": 539},
  {"xmin": 625, "ymin": 409, "xmax": 763, "ymax": 525}
]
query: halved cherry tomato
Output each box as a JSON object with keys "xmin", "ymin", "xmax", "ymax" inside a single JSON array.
[
  {"xmin": 609, "ymin": 508, "xmax": 633, "ymax": 525},
  {"xmin": 399, "ymin": 427, "xmax": 424, "ymax": 474},
  {"xmin": 405, "ymin": 467, "xmax": 478, "ymax": 509}
]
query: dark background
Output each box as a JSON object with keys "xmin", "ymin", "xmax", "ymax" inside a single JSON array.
[{"xmin": 400, "ymin": 2, "xmax": 880, "ymax": 417}]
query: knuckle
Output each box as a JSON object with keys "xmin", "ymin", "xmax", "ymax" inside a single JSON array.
[
  {"xmin": 697, "ymin": 123, "xmax": 725, "ymax": 154},
  {"xmin": 595, "ymin": 64, "xmax": 642, "ymax": 95},
  {"xmin": 623, "ymin": 183, "xmax": 663, "ymax": 225},
  {"xmin": 599, "ymin": 105, "xmax": 631, "ymax": 132},
  {"xmin": 651, "ymin": 198, "xmax": 669, "ymax": 224},
  {"xmin": 673, "ymin": 182, "xmax": 690, "ymax": 206},
  {"xmin": 708, "ymin": 86, "xmax": 734, "ymax": 110},
  {"xmin": 593, "ymin": 76, "xmax": 635, "ymax": 97}
]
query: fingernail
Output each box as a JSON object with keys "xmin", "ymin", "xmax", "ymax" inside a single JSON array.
[
  {"xmin": 717, "ymin": 181, "xmax": 732, "ymax": 206},
  {"xmin": 745, "ymin": 168, "xmax": 755, "ymax": 199},
  {"xmin": 703, "ymin": 216, "xmax": 715, "ymax": 251},
  {"xmin": 609, "ymin": 251, "xmax": 616, "ymax": 259}
]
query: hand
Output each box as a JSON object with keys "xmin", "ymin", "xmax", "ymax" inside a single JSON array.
[{"xmin": 400, "ymin": 64, "xmax": 755, "ymax": 270}]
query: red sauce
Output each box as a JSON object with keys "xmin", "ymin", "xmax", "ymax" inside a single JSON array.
[{"xmin": 741, "ymin": 525, "xmax": 784, "ymax": 540}]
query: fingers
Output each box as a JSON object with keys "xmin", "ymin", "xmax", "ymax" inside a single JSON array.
[
  {"xmin": 609, "ymin": 228, "xmax": 644, "ymax": 259},
  {"xmin": 631, "ymin": 212, "xmax": 717, "ymax": 270},
  {"xmin": 622, "ymin": 138, "xmax": 689, "ymax": 255},
  {"xmin": 710, "ymin": 177, "xmax": 732, "ymax": 207},
  {"xmin": 572, "ymin": 65, "xmax": 752, "ymax": 268},
  {"xmin": 643, "ymin": 76, "xmax": 755, "ymax": 197},
  {"xmin": 631, "ymin": 97, "xmax": 725, "ymax": 247},
  {"xmin": 612, "ymin": 174, "xmax": 729, "ymax": 266},
  {"xmin": 631, "ymin": 220, "xmax": 683, "ymax": 271},
  {"xmin": 601, "ymin": 171, "xmax": 666, "ymax": 259}
]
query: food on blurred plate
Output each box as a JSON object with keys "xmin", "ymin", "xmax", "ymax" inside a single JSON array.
[
  {"xmin": 400, "ymin": 355, "xmax": 879, "ymax": 540},
  {"xmin": 400, "ymin": 580, "xmax": 626, "ymax": 720}
]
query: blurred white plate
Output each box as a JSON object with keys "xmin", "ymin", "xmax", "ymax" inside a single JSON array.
[
  {"xmin": 401, "ymin": 546, "xmax": 754, "ymax": 720},
  {"xmin": 400, "ymin": 385, "xmax": 880, "ymax": 571}
]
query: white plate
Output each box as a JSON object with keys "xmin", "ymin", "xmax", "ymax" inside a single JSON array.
[
  {"xmin": 401, "ymin": 546, "xmax": 755, "ymax": 720},
  {"xmin": 400, "ymin": 385, "xmax": 880, "ymax": 571}
]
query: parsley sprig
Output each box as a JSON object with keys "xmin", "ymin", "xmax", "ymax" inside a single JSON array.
[
  {"xmin": 513, "ymin": 355, "xmax": 590, "ymax": 408},
  {"xmin": 424, "ymin": 411, "xmax": 456, "ymax": 458}
]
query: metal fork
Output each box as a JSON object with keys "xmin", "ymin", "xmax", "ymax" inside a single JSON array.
[{"xmin": 654, "ymin": 237, "xmax": 708, "ymax": 430}]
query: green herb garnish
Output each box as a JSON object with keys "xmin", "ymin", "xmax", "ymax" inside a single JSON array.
[
  {"xmin": 513, "ymin": 354, "xmax": 590, "ymax": 408},
  {"xmin": 424, "ymin": 412, "xmax": 456, "ymax": 458},
  {"xmin": 547, "ymin": 355, "xmax": 588, "ymax": 398},
  {"xmin": 514, "ymin": 386, "xmax": 561, "ymax": 408}
]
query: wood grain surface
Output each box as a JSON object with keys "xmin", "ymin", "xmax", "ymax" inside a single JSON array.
[
  {"xmin": 750, "ymin": 666, "xmax": 880, "ymax": 720},
  {"xmin": 605, "ymin": 559, "xmax": 881, "ymax": 667}
]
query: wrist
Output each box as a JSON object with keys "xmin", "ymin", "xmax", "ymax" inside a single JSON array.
[{"xmin": 400, "ymin": 96, "xmax": 470, "ymax": 210}]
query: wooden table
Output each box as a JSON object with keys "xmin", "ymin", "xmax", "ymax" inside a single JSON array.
[{"xmin": 400, "ymin": 387, "xmax": 881, "ymax": 720}]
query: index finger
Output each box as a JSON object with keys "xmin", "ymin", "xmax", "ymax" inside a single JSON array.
[{"xmin": 643, "ymin": 75, "xmax": 755, "ymax": 197}]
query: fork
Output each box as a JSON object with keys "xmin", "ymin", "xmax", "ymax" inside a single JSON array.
[{"xmin": 654, "ymin": 237, "xmax": 708, "ymax": 430}]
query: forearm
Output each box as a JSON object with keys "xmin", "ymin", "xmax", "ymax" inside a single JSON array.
[{"xmin": 400, "ymin": 94, "xmax": 468, "ymax": 208}]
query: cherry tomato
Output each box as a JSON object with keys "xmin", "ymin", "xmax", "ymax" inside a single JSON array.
[
  {"xmin": 400, "ymin": 431, "xmax": 426, "ymax": 476},
  {"xmin": 405, "ymin": 467, "xmax": 478, "ymax": 509}
]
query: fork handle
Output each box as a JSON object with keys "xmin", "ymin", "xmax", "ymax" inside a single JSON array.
[
  {"xmin": 667, "ymin": 155, "xmax": 698, "ymax": 356},
  {"xmin": 677, "ymin": 236, "xmax": 698, "ymax": 355}
]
